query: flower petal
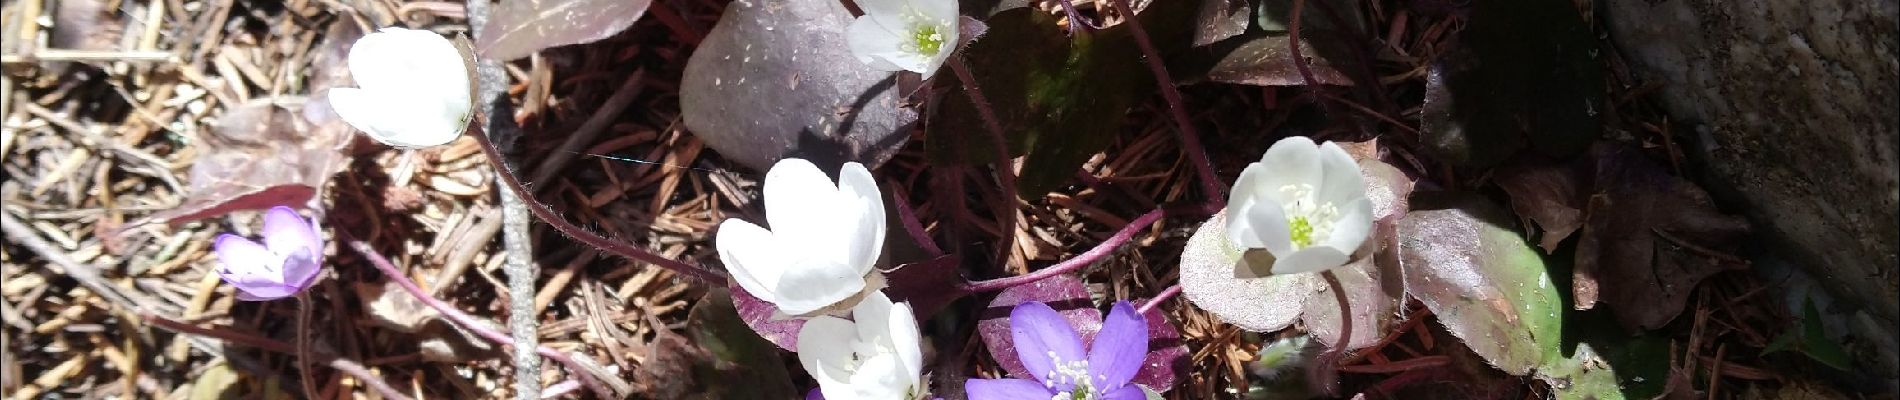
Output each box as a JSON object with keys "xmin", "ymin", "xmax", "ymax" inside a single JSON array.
[
  {"xmin": 1088, "ymin": 301, "xmax": 1148, "ymax": 390},
  {"xmin": 836, "ymin": 162, "xmax": 887, "ymax": 273},
  {"xmin": 887, "ymin": 300, "xmax": 925, "ymax": 387},
  {"xmin": 1243, "ymin": 198, "xmax": 1295, "ymax": 256},
  {"xmin": 1314, "ymin": 141, "xmax": 1368, "ymax": 208},
  {"xmin": 1270, "ymin": 245, "xmax": 1350, "ymax": 275},
  {"xmin": 806, "ymin": 388, "xmax": 824, "ymax": 400},
  {"xmin": 763, "ymin": 158, "xmax": 839, "ymax": 244},
  {"xmin": 849, "ymin": 352, "xmax": 912, "ymax": 398},
  {"xmin": 329, "ymin": 89, "xmax": 462, "ymax": 148},
  {"xmin": 716, "ymin": 219, "xmax": 786, "ymax": 304},
  {"xmin": 846, "ymin": 14, "xmax": 920, "ymax": 72},
  {"xmin": 915, "ymin": 0, "xmax": 959, "ymax": 25},
  {"xmin": 796, "ymin": 316, "xmax": 860, "ymax": 391},
  {"xmin": 1255, "ymin": 137, "xmax": 1324, "ymax": 206},
  {"xmin": 1225, "ymin": 164, "xmax": 1267, "ymax": 249},
  {"xmin": 852, "ymin": 0, "xmax": 908, "ymax": 20},
  {"xmin": 1322, "ymin": 197, "xmax": 1375, "ymax": 255},
  {"xmin": 279, "ymin": 248, "xmax": 323, "ymax": 292},
  {"xmin": 1009, "ymin": 301, "xmax": 1087, "ymax": 391},
  {"xmin": 1097, "ymin": 385, "xmax": 1149, "ymax": 400},
  {"xmin": 213, "ymin": 234, "xmax": 293, "ymax": 297},
  {"xmin": 337, "ymin": 28, "xmax": 470, "ymax": 149},
  {"xmin": 770, "ymin": 259, "xmax": 866, "ymax": 315},
  {"xmin": 261, "ymin": 206, "xmax": 321, "ymax": 260},
  {"xmin": 964, "ymin": 379, "xmax": 1054, "ymax": 400}
]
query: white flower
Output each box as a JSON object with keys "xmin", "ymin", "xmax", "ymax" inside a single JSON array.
[
  {"xmin": 798, "ymin": 291, "xmax": 925, "ymax": 400},
  {"xmin": 845, "ymin": 0, "xmax": 959, "ymax": 78},
  {"xmin": 1225, "ymin": 137, "xmax": 1374, "ymax": 275},
  {"xmin": 328, "ymin": 27, "xmax": 472, "ymax": 149},
  {"xmin": 717, "ymin": 158, "xmax": 888, "ymax": 316}
]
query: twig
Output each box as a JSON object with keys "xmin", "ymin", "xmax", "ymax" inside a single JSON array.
[
  {"xmin": 1054, "ymin": 0, "xmax": 1101, "ymax": 33},
  {"xmin": 465, "ymin": 0, "xmax": 547, "ymax": 395},
  {"xmin": 1103, "ymin": 0, "xmax": 1223, "ymax": 206},
  {"xmin": 1137, "ymin": 284, "xmax": 1182, "ymax": 315},
  {"xmin": 0, "ymin": 49, "xmax": 177, "ymax": 64},
  {"xmin": 345, "ymin": 238, "xmax": 615, "ymax": 398},
  {"xmin": 961, "ymin": 208, "xmax": 1165, "ymax": 292}
]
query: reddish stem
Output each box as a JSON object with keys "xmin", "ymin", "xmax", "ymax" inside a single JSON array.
[
  {"xmin": 947, "ymin": 56, "xmax": 1022, "ymax": 268},
  {"xmin": 1103, "ymin": 0, "xmax": 1224, "ymax": 207},
  {"xmin": 462, "ymin": 118, "xmax": 725, "ymax": 283},
  {"xmin": 887, "ymin": 181, "xmax": 944, "ymax": 257},
  {"xmin": 346, "ymin": 238, "xmax": 613, "ymax": 398},
  {"xmin": 1137, "ymin": 284, "xmax": 1182, "ymax": 315},
  {"xmin": 962, "ymin": 208, "xmax": 1166, "ymax": 292}
]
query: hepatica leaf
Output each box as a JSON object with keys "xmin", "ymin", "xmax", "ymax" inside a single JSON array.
[
  {"xmin": 126, "ymin": 98, "xmax": 351, "ymax": 232},
  {"xmin": 1574, "ymin": 144, "xmax": 1750, "ymax": 331},
  {"xmin": 687, "ymin": 289, "xmax": 801, "ymax": 399},
  {"xmin": 977, "ymin": 274, "xmax": 1102, "ymax": 380},
  {"xmin": 682, "ymin": 0, "xmax": 917, "ymax": 172},
  {"xmin": 1175, "ymin": 0, "xmax": 1362, "ymax": 87},
  {"xmin": 475, "ymin": 0, "xmax": 652, "ymax": 61},
  {"xmin": 1397, "ymin": 192, "xmax": 1563, "ymax": 375},
  {"xmin": 729, "ymin": 279, "xmax": 806, "ymax": 351}
]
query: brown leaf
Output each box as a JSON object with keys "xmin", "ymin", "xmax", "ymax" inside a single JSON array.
[
  {"xmin": 50, "ymin": 0, "xmax": 123, "ymax": 51},
  {"xmin": 355, "ymin": 281, "xmax": 496, "ymax": 362},
  {"xmin": 1573, "ymin": 144, "xmax": 1750, "ymax": 331},
  {"xmin": 1495, "ymin": 159, "xmax": 1591, "ymax": 253},
  {"xmin": 475, "ymin": 0, "xmax": 652, "ymax": 61},
  {"xmin": 133, "ymin": 98, "xmax": 351, "ymax": 230}
]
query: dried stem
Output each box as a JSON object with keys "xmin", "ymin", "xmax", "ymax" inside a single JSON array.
[
  {"xmin": 962, "ymin": 208, "xmax": 1166, "ymax": 292},
  {"xmin": 1103, "ymin": 0, "xmax": 1224, "ymax": 207},
  {"xmin": 344, "ymin": 238, "xmax": 614, "ymax": 398}
]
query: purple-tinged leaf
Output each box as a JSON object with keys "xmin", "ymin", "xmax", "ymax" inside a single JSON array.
[
  {"xmin": 1300, "ymin": 256, "xmax": 1400, "ymax": 351},
  {"xmin": 1193, "ymin": 0, "xmax": 1251, "ymax": 47},
  {"xmin": 978, "ymin": 274, "xmax": 1101, "ymax": 381},
  {"xmin": 1179, "ymin": 213, "xmax": 1320, "ymax": 332},
  {"xmin": 1397, "ymin": 192, "xmax": 1563, "ymax": 375},
  {"xmin": 681, "ymin": 0, "xmax": 916, "ymax": 172},
  {"xmin": 1129, "ymin": 299, "xmax": 1187, "ymax": 392},
  {"xmin": 474, "ymin": 0, "xmax": 651, "ymax": 61},
  {"xmin": 882, "ymin": 254, "xmax": 970, "ymax": 319},
  {"xmin": 729, "ymin": 279, "xmax": 805, "ymax": 351}
]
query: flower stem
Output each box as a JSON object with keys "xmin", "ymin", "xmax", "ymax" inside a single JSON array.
[
  {"xmin": 345, "ymin": 238, "xmax": 615, "ymax": 398},
  {"xmin": 296, "ymin": 292, "xmax": 319, "ymax": 400},
  {"xmin": 461, "ymin": 118, "xmax": 725, "ymax": 283},
  {"xmin": 1103, "ymin": 0, "xmax": 1224, "ymax": 208},
  {"xmin": 947, "ymin": 55, "xmax": 1022, "ymax": 269},
  {"xmin": 1309, "ymin": 269, "xmax": 1352, "ymax": 395},
  {"xmin": 1137, "ymin": 284, "xmax": 1182, "ymax": 315},
  {"xmin": 962, "ymin": 208, "xmax": 1166, "ymax": 292}
]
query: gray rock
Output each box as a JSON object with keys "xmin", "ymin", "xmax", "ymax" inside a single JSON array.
[{"xmin": 1603, "ymin": 0, "xmax": 1898, "ymax": 379}]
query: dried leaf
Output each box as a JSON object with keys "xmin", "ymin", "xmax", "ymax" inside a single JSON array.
[
  {"xmin": 125, "ymin": 98, "xmax": 351, "ymax": 233},
  {"xmin": 475, "ymin": 0, "xmax": 652, "ymax": 61},
  {"xmin": 1495, "ymin": 159, "xmax": 1590, "ymax": 253},
  {"xmin": 187, "ymin": 363, "xmax": 242, "ymax": 400},
  {"xmin": 1574, "ymin": 145, "xmax": 1749, "ymax": 331},
  {"xmin": 356, "ymin": 281, "xmax": 440, "ymax": 332},
  {"xmin": 681, "ymin": 0, "xmax": 916, "ymax": 172},
  {"xmin": 1397, "ymin": 192, "xmax": 1562, "ymax": 375},
  {"xmin": 1193, "ymin": 0, "xmax": 1251, "ymax": 46},
  {"xmin": 50, "ymin": 0, "xmax": 122, "ymax": 51}
]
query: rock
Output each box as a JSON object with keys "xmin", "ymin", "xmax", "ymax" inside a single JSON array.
[{"xmin": 1601, "ymin": 0, "xmax": 1898, "ymax": 378}]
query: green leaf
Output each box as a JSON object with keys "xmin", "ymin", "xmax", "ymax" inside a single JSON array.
[
  {"xmin": 1798, "ymin": 298, "xmax": 1853, "ymax": 370},
  {"xmin": 1397, "ymin": 192, "xmax": 1564, "ymax": 375},
  {"xmin": 1537, "ymin": 344, "xmax": 1627, "ymax": 400}
]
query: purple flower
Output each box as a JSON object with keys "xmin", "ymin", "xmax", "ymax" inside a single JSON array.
[
  {"xmin": 966, "ymin": 300, "xmax": 1150, "ymax": 400},
  {"xmin": 212, "ymin": 206, "xmax": 324, "ymax": 301}
]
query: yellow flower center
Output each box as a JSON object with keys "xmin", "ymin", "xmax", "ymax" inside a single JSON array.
[{"xmin": 1278, "ymin": 184, "xmax": 1338, "ymax": 250}]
